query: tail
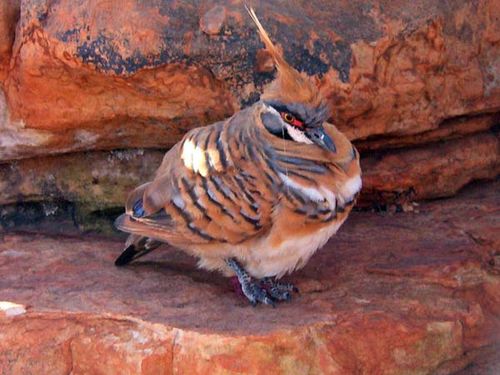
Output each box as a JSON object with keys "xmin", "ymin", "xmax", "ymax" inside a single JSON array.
[
  {"xmin": 114, "ymin": 207, "xmax": 173, "ymax": 266},
  {"xmin": 115, "ymin": 233, "xmax": 162, "ymax": 266}
]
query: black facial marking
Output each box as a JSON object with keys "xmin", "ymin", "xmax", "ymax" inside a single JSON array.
[
  {"xmin": 264, "ymin": 100, "xmax": 329, "ymax": 128},
  {"xmin": 260, "ymin": 112, "xmax": 293, "ymax": 141}
]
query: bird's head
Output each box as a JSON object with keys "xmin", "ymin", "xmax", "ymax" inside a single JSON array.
[{"xmin": 247, "ymin": 7, "xmax": 336, "ymax": 153}]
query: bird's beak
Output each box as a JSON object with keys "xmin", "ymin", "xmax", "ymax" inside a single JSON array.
[{"xmin": 305, "ymin": 126, "xmax": 336, "ymax": 153}]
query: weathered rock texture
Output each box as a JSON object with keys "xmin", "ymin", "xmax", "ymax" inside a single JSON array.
[
  {"xmin": 361, "ymin": 131, "xmax": 499, "ymax": 205},
  {"xmin": 0, "ymin": 0, "xmax": 498, "ymax": 208},
  {"xmin": 0, "ymin": 1, "xmax": 19, "ymax": 80},
  {"xmin": 0, "ymin": 130, "xmax": 498, "ymax": 218},
  {"xmin": 0, "ymin": 0, "xmax": 498, "ymax": 154},
  {"xmin": 1, "ymin": 181, "xmax": 499, "ymax": 374}
]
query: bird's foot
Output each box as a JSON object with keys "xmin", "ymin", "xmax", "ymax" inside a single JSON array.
[
  {"xmin": 260, "ymin": 277, "xmax": 299, "ymax": 302},
  {"xmin": 226, "ymin": 258, "xmax": 274, "ymax": 306},
  {"xmin": 226, "ymin": 258, "xmax": 298, "ymax": 306}
]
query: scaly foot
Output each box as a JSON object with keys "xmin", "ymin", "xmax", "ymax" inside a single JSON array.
[
  {"xmin": 226, "ymin": 259, "xmax": 298, "ymax": 306},
  {"xmin": 260, "ymin": 277, "xmax": 299, "ymax": 302}
]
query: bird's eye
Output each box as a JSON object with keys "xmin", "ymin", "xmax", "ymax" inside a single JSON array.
[
  {"xmin": 281, "ymin": 112, "xmax": 303, "ymax": 128},
  {"xmin": 283, "ymin": 113, "xmax": 294, "ymax": 122}
]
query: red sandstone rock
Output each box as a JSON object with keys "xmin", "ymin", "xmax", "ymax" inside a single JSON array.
[
  {"xmin": 0, "ymin": 0, "xmax": 19, "ymax": 79},
  {"xmin": 0, "ymin": 181, "xmax": 498, "ymax": 374},
  {"xmin": 0, "ymin": 149, "xmax": 162, "ymax": 210},
  {"xmin": 361, "ymin": 132, "xmax": 500, "ymax": 204},
  {"xmin": 0, "ymin": 131, "xmax": 497, "ymax": 212},
  {"xmin": 0, "ymin": 2, "xmax": 498, "ymax": 371},
  {"xmin": 356, "ymin": 113, "xmax": 499, "ymax": 152},
  {"xmin": 200, "ymin": 5, "xmax": 227, "ymax": 36},
  {"xmin": 0, "ymin": 0, "xmax": 498, "ymax": 207},
  {"xmin": 0, "ymin": 0, "xmax": 498, "ymax": 160}
]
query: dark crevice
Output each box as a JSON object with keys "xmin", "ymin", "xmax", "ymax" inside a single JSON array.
[{"xmin": 0, "ymin": 200, "xmax": 124, "ymax": 237}]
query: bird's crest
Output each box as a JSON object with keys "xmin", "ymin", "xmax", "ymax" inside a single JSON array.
[
  {"xmin": 245, "ymin": 6, "xmax": 325, "ymax": 108},
  {"xmin": 246, "ymin": 6, "xmax": 287, "ymax": 69}
]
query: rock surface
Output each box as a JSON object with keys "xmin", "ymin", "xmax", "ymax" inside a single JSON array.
[
  {"xmin": 0, "ymin": 181, "xmax": 498, "ymax": 374},
  {"xmin": 0, "ymin": 0, "xmax": 19, "ymax": 80},
  {"xmin": 361, "ymin": 131, "xmax": 499, "ymax": 205},
  {"xmin": 0, "ymin": 2, "xmax": 498, "ymax": 372},
  {"xmin": 0, "ymin": 0, "xmax": 499, "ymax": 160},
  {"xmin": 1, "ymin": 130, "xmax": 497, "ymax": 217}
]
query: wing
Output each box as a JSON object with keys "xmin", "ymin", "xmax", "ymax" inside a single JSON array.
[{"xmin": 119, "ymin": 108, "xmax": 279, "ymax": 246}]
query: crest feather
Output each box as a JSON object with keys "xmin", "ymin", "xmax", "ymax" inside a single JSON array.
[
  {"xmin": 246, "ymin": 6, "xmax": 325, "ymax": 108},
  {"xmin": 245, "ymin": 6, "xmax": 287, "ymax": 70}
]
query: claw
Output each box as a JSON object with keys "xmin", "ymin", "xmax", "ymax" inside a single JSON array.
[
  {"xmin": 226, "ymin": 259, "xmax": 298, "ymax": 306},
  {"xmin": 261, "ymin": 277, "xmax": 298, "ymax": 301},
  {"xmin": 241, "ymin": 278, "xmax": 275, "ymax": 307}
]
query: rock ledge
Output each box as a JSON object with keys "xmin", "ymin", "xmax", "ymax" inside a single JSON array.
[{"xmin": 0, "ymin": 181, "xmax": 499, "ymax": 374}]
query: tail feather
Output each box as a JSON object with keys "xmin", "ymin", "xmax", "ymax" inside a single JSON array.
[
  {"xmin": 115, "ymin": 244, "xmax": 141, "ymax": 266},
  {"xmin": 115, "ymin": 233, "xmax": 162, "ymax": 266}
]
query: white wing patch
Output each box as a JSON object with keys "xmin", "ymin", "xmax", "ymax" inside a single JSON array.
[{"xmin": 181, "ymin": 138, "xmax": 209, "ymax": 176}]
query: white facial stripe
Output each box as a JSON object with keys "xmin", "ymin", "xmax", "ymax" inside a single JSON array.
[
  {"xmin": 285, "ymin": 124, "xmax": 313, "ymax": 144},
  {"xmin": 263, "ymin": 104, "xmax": 280, "ymax": 116},
  {"xmin": 263, "ymin": 103, "xmax": 312, "ymax": 145}
]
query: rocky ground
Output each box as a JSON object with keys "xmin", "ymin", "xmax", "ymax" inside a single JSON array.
[{"xmin": 0, "ymin": 180, "xmax": 498, "ymax": 374}]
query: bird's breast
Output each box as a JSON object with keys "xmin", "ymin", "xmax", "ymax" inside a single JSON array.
[{"xmin": 246, "ymin": 215, "xmax": 348, "ymax": 279}]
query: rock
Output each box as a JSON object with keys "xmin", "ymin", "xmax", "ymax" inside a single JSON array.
[
  {"xmin": 0, "ymin": 0, "xmax": 498, "ymax": 160},
  {"xmin": 1, "ymin": 131, "xmax": 497, "ymax": 216},
  {"xmin": 0, "ymin": 301, "xmax": 26, "ymax": 317},
  {"xmin": 0, "ymin": 181, "xmax": 498, "ymax": 374},
  {"xmin": 0, "ymin": 148, "xmax": 163, "ymax": 210},
  {"xmin": 200, "ymin": 6, "xmax": 226, "ymax": 36},
  {"xmin": 0, "ymin": 0, "xmax": 19, "ymax": 79},
  {"xmin": 0, "ymin": 0, "xmax": 498, "ymax": 207},
  {"xmin": 361, "ymin": 131, "xmax": 500, "ymax": 205},
  {"xmin": 356, "ymin": 113, "xmax": 499, "ymax": 152}
]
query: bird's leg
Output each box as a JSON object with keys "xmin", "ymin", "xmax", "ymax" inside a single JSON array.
[
  {"xmin": 225, "ymin": 258, "xmax": 275, "ymax": 307},
  {"xmin": 260, "ymin": 277, "xmax": 299, "ymax": 302}
]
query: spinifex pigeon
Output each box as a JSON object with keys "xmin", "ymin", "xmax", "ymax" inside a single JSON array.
[{"xmin": 115, "ymin": 8, "xmax": 362, "ymax": 306}]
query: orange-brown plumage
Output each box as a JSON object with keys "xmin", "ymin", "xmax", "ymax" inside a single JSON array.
[{"xmin": 115, "ymin": 8, "xmax": 362, "ymax": 305}]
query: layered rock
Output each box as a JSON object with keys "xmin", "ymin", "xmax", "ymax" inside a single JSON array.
[
  {"xmin": 361, "ymin": 131, "xmax": 499, "ymax": 205},
  {"xmin": 1, "ymin": 181, "xmax": 499, "ymax": 374},
  {"xmin": 0, "ymin": 0, "xmax": 498, "ymax": 160},
  {"xmin": 1, "ymin": 130, "xmax": 497, "ymax": 219},
  {"xmin": 0, "ymin": 1, "xmax": 19, "ymax": 80},
  {"xmin": 0, "ymin": 2, "xmax": 499, "ymax": 372}
]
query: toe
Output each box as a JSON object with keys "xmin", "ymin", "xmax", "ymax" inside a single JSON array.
[
  {"xmin": 262, "ymin": 296, "xmax": 276, "ymax": 307},
  {"xmin": 241, "ymin": 282, "xmax": 275, "ymax": 307},
  {"xmin": 269, "ymin": 288, "xmax": 292, "ymax": 302}
]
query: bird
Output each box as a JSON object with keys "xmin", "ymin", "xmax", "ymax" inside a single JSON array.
[{"xmin": 114, "ymin": 7, "xmax": 362, "ymax": 306}]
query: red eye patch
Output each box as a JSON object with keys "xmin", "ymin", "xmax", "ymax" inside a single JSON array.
[{"xmin": 280, "ymin": 112, "xmax": 304, "ymax": 128}]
